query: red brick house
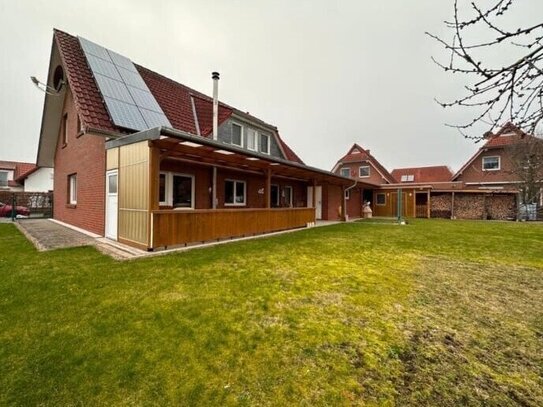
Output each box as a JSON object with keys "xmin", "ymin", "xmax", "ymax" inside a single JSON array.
[
  {"xmin": 36, "ymin": 29, "xmax": 374, "ymax": 249},
  {"xmin": 333, "ymin": 124, "xmax": 542, "ymax": 220}
]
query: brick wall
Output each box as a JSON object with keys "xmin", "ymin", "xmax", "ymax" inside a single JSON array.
[
  {"xmin": 455, "ymin": 147, "xmax": 519, "ymax": 184},
  {"xmin": 53, "ymin": 88, "xmax": 106, "ymax": 235},
  {"xmin": 334, "ymin": 161, "xmax": 389, "ymax": 185}
]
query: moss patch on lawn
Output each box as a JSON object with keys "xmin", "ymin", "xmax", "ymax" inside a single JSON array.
[{"xmin": 0, "ymin": 220, "xmax": 541, "ymax": 405}]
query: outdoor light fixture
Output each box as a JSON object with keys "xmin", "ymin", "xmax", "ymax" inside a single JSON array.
[{"xmin": 30, "ymin": 76, "xmax": 64, "ymax": 96}]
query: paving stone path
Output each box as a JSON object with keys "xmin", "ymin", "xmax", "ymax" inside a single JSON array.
[{"xmin": 16, "ymin": 219, "xmax": 94, "ymax": 251}]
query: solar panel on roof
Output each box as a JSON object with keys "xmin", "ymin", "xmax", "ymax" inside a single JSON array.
[
  {"xmin": 78, "ymin": 36, "xmax": 171, "ymax": 131},
  {"xmin": 86, "ymin": 55, "xmax": 122, "ymax": 81},
  {"xmin": 105, "ymin": 97, "xmax": 148, "ymax": 130}
]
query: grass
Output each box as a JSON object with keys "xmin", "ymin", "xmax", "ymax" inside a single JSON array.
[{"xmin": 0, "ymin": 219, "xmax": 542, "ymax": 406}]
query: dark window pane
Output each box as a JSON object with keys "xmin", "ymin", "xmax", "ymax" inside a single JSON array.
[
  {"xmin": 271, "ymin": 185, "xmax": 279, "ymax": 207},
  {"xmin": 159, "ymin": 174, "xmax": 166, "ymax": 202},
  {"xmin": 235, "ymin": 182, "xmax": 245, "ymax": 203},
  {"xmin": 260, "ymin": 134, "xmax": 269, "ymax": 153},
  {"xmin": 172, "ymin": 175, "xmax": 192, "ymax": 208},
  {"xmin": 232, "ymin": 124, "xmax": 242, "ymax": 146},
  {"xmin": 376, "ymin": 193, "xmax": 386, "ymax": 205},
  {"xmin": 225, "ymin": 180, "xmax": 234, "ymax": 204},
  {"xmin": 108, "ymin": 174, "xmax": 117, "ymax": 194}
]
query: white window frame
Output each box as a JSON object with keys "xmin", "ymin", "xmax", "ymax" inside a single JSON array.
[
  {"xmin": 376, "ymin": 193, "xmax": 386, "ymax": 206},
  {"xmin": 231, "ymin": 122, "xmax": 244, "ymax": 147},
  {"xmin": 246, "ymin": 128, "xmax": 258, "ymax": 151},
  {"xmin": 340, "ymin": 167, "xmax": 350, "ymax": 177},
  {"xmin": 345, "ymin": 189, "xmax": 351, "ymax": 200},
  {"xmin": 260, "ymin": 133, "xmax": 270, "ymax": 155},
  {"xmin": 359, "ymin": 165, "xmax": 370, "ymax": 178},
  {"xmin": 224, "ymin": 179, "xmax": 246, "ymax": 206},
  {"xmin": 68, "ymin": 174, "xmax": 77, "ymax": 205},
  {"xmin": 284, "ymin": 186, "xmax": 293, "ymax": 207},
  {"xmin": 482, "ymin": 156, "xmax": 500, "ymax": 171},
  {"xmin": 159, "ymin": 172, "xmax": 195, "ymax": 209},
  {"xmin": 171, "ymin": 173, "xmax": 195, "ymax": 209},
  {"xmin": 159, "ymin": 172, "xmax": 168, "ymax": 206}
]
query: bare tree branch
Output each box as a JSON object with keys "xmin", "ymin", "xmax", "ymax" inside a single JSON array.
[{"xmin": 427, "ymin": 0, "xmax": 543, "ymax": 138}]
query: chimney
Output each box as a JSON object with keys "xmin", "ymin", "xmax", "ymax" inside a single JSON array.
[{"xmin": 212, "ymin": 71, "xmax": 220, "ymax": 140}]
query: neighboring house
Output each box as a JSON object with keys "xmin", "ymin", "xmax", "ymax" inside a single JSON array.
[
  {"xmin": 332, "ymin": 123, "xmax": 541, "ymax": 220},
  {"xmin": 0, "ymin": 161, "xmax": 52, "ymax": 192},
  {"xmin": 331, "ymin": 143, "xmax": 395, "ymax": 218},
  {"xmin": 36, "ymin": 29, "xmax": 373, "ymax": 249},
  {"xmin": 17, "ymin": 167, "xmax": 54, "ymax": 192}
]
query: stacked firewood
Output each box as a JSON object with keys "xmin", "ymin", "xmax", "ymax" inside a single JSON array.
[
  {"xmin": 430, "ymin": 193, "xmax": 452, "ymax": 219},
  {"xmin": 430, "ymin": 193, "xmax": 516, "ymax": 220}
]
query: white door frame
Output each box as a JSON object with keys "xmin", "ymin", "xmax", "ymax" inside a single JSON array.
[
  {"xmin": 105, "ymin": 169, "xmax": 118, "ymax": 240},
  {"xmin": 307, "ymin": 186, "xmax": 323, "ymax": 220}
]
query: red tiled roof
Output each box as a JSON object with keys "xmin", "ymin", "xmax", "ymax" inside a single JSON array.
[
  {"xmin": 14, "ymin": 163, "xmax": 38, "ymax": 181},
  {"xmin": 54, "ymin": 29, "xmax": 304, "ymax": 164},
  {"xmin": 391, "ymin": 166, "xmax": 453, "ymax": 183},
  {"xmin": 54, "ymin": 30, "xmax": 115, "ymax": 132},
  {"xmin": 0, "ymin": 161, "xmax": 38, "ymax": 186}
]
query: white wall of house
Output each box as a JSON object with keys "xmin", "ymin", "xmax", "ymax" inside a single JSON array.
[{"xmin": 24, "ymin": 167, "xmax": 54, "ymax": 192}]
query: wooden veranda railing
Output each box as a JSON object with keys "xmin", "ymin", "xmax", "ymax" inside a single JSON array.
[{"xmin": 151, "ymin": 207, "xmax": 315, "ymax": 249}]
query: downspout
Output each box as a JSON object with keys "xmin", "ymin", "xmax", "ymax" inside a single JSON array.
[
  {"xmin": 343, "ymin": 179, "xmax": 358, "ymax": 221},
  {"xmin": 211, "ymin": 72, "xmax": 220, "ymax": 209}
]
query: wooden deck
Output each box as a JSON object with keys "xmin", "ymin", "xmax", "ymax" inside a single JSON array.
[{"xmin": 151, "ymin": 207, "xmax": 315, "ymax": 249}]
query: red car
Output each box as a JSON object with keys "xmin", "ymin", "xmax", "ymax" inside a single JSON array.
[{"xmin": 0, "ymin": 201, "xmax": 30, "ymax": 217}]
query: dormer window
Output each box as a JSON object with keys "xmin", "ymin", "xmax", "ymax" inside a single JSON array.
[
  {"xmin": 246, "ymin": 128, "xmax": 257, "ymax": 151},
  {"xmin": 401, "ymin": 175, "xmax": 414, "ymax": 182},
  {"xmin": 260, "ymin": 133, "xmax": 270, "ymax": 154},
  {"xmin": 231, "ymin": 123, "xmax": 243, "ymax": 147},
  {"xmin": 482, "ymin": 156, "xmax": 500, "ymax": 171}
]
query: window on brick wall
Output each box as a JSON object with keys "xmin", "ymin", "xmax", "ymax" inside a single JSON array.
[
  {"xmin": 376, "ymin": 193, "xmax": 386, "ymax": 206},
  {"xmin": 225, "ymin": 179, "xmax": 246, "ymax": 206},
  {"xmin": 68, "ymin": 174, "xmax": 77, "ymax": 205},
  {"xmin": 359, "ymin": 166, "xmax": 370, "ymax": 178},
  {"xmin": 340, "ymin": 167, "xmax": 350, "ymax": 177},
  {"xmin": 482, "ymin": 156, "xmax": 500, "ymax": 171}
]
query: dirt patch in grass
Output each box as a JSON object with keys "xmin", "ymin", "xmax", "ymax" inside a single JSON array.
[{"xmin": 393, "ymin": 256, "xmax": 543, "ymax": 406}]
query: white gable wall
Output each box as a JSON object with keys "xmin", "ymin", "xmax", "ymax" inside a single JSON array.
[{"xmin": 24, "ymin": 167, "xmax": 54, "ymax": 192}]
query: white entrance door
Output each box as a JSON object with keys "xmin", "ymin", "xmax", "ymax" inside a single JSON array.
[
  {"xmin": 307, "ymin": 186, "xmax": 323, "ymax": 219},
  {"xmin": 105, "ymin": 170, "xmax": 118, "ymax": 240}
]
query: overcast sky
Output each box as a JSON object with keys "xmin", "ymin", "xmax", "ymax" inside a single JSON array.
[{"xmin": 1, "ymin": 0, "xmax": 540, "ymax": 172}]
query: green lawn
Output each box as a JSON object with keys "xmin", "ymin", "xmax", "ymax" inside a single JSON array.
[{"xmin": 0, "ymin": 220, "xmax": 542, "ymax": 406}]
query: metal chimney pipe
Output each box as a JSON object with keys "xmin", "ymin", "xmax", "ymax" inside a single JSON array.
[{"xmin": 212, "ymin": 71, "xmax": 220, "ymax": 140}]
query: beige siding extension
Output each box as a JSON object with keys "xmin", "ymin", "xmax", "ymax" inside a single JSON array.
[
  {"xmin": 106, "ymin": 147, "xmax": 119, "ymax": 170},
  {"xmin": 118, "ymin": 141, "xmax": 149, "ymax": 247}
]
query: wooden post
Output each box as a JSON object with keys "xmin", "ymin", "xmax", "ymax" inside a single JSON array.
[
  {"xmin": 265, "ymin": 168, "xmax": 271, "ymax": 208},
  {"xmin": 451, "ymin": 191, "xmax": 455, "ymax": 219},
  {"xmin": 427, "ymin": 189, "xmax": 431, "ymax": 218},
  {"xmin": 212, "ymin": 166, "xmax": 217, "ymax": 209},
  {"xmin": 312, "ymin": 179, "xmax": 317, "ymax": 209},
  {"xmin": 341, "ymin": 187, "xmax": 347, "ymax": 221}
]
